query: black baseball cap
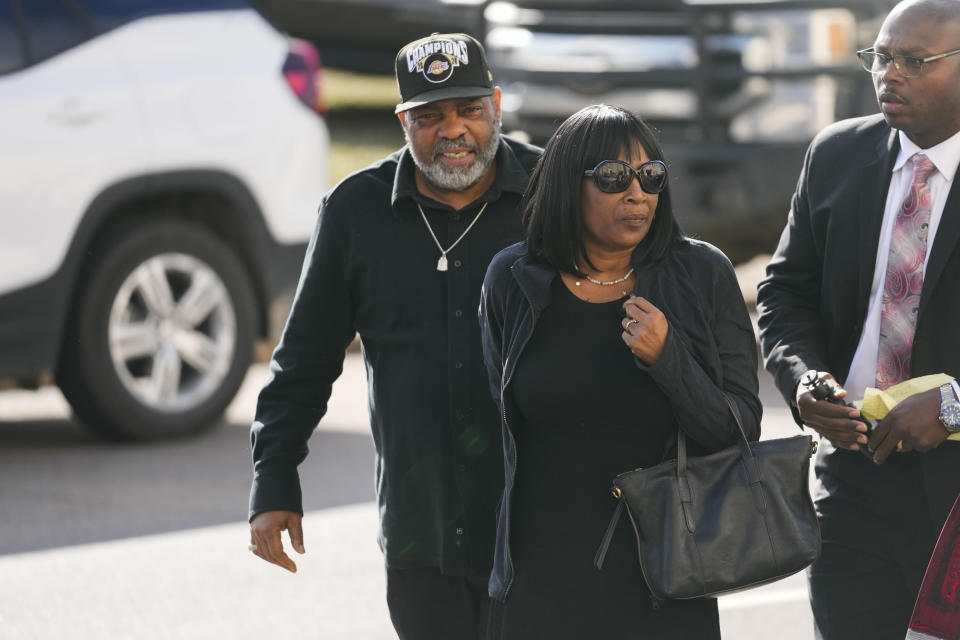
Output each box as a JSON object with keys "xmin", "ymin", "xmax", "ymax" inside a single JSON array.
[{"xmin": 395, "ymin": 33, "xmax": 494, "ymax": 114}]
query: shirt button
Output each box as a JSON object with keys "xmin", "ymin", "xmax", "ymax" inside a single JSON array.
[
  {"xmin": 455, "ymin": 361, "xmax": 463, "ymax": 369},
  {"xmin": 454, "ymin": 309, "xmax": 463, "ymax": 318},
  {"xmin": 453, "ymin": 259, "xmax": 462, "ymax": 268}
]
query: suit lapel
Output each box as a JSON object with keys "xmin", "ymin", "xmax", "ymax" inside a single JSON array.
[
  {"xmin": 920, "ymin": 177, "xmax": 960, "ymax": 317},
  {"xmin": 856, "ymin": 129, "xmax": 899, "ymax": 320}
]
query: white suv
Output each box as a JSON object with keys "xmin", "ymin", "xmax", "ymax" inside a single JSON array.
[{"xmin": 0, "ymin": 0, "xmax": 329, "ymax": 439}]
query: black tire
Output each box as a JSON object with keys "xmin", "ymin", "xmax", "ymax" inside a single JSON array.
[{"xmin": 57, "ymin": 219, "xmax": 257, "ymax": 440}]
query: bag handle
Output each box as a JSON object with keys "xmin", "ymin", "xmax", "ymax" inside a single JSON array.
[
  {"xmin": 595, "ymin": 393, "xmax": 760, "ymax": 568},
  {"xmin": 677, "ymin": 394, "xmax": 766, "ymax": 534},
  {"xmin": 677, "ymin": 395, "xmax": 755, "ymax": 475}
]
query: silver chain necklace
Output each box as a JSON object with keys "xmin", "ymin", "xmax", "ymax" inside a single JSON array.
[
  {"xmin": 417, "ymin": 201, "xmax": 489, "ymax": 271},
  {"xmin": 574, "ymin": 263, "xmax": 635, "ymax": 286}
]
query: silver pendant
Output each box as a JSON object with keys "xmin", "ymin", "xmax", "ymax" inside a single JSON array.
[{"xmin": 437, "ymin": 255, "xmax": 448, "ymax": 271}]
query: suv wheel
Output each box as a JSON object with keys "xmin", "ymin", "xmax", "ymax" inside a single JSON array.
[{"xmin": 58, "ymin": 219, "xmax": 257, "ymax": 440}]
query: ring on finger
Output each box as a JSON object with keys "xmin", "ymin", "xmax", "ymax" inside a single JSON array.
[{"xmin": 625, "ymin": 318, "xmax": 638, "ymax": 329}]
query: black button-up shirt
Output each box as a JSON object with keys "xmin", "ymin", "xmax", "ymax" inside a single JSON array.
[{"xmin": 250, "ymin": 136, "xmax": 541, "ymax": 577}]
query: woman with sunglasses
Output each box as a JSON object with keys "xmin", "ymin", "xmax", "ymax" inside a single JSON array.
[{"xmin": 479, "ymin": 105, "xmax": 761, "ymax": 638}]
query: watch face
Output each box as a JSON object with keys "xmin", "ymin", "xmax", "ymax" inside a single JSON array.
[
  {"xmin": 943, "ymin": 402, "xmax": 960, "ymax": 429},
  {"xmin": 941, "ymin": 385, "xmax": 960, "ymax": 431}
]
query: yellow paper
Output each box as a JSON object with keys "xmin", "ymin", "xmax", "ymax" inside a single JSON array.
[
  {"xmin": 852, "ymin": 374, "xmax": 960, "ymax": 441},
  {"xmin": 855, "ymin": 374, "xmax": 954, "ymax": 420}
]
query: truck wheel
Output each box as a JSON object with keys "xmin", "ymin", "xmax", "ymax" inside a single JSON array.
[{"xmin": 57, "ymin": 220, "xmax": 257, "ymax": 440}]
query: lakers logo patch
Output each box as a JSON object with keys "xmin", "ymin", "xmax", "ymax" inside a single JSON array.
[
  {"xmin": 427, "ymin": 60, "xmax": 449, "ymax": 76},
  {"xmin": 423, "ymin": 53, "xmax": 453, "ymax": 83},
  {"xmin": 407, "ymin": 38, "xmax": 469, "ymax": 84}
]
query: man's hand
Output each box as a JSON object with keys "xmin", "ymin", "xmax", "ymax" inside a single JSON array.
[
  {"xmin": 796, "ymin": 371, "xmax": 869, "ymax": 451},
  {"xmin": 249, "ymin": 510, "xmax": 305, "ymax": 573},
  {"xmin": 868, "ymin": 387, "xmax": 947, "ymax": 464}
]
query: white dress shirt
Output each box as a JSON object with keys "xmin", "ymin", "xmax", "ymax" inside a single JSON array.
[{"xmin": 844, "ymin": 128, "xmax": 960, "ymax": 400}]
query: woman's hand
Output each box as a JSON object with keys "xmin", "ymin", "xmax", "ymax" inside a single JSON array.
[{"xmin": 621, "ymin": 295, "xmax": 669, "ymax": 365}]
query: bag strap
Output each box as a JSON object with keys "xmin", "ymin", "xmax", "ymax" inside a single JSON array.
[
  {"xmin": 677, "ymin": 394, "xmax": 749, "ymax": 460},
  {"xmin": 722, "ymin": 394, "xmax": 765, "ymax": 495},
  {"xmin": 676, "ymin": 394, "xmax": 765, "ymax": 530},
  {"xmin": 677, "ymin": 394, "xmax": 756, "ymax": 475},
  {"xmin": 593, "ymin": 499, "xmax": 624, "ymax": 570}
]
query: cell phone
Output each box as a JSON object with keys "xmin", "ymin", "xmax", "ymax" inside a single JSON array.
[{"xmin": 801, "ymin": 371, "xmax": 876, "ymax": 457}]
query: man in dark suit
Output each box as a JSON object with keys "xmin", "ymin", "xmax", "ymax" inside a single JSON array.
[{"xmin": 757, "ymin": 0, "xmax": 960, "ymax": 637}]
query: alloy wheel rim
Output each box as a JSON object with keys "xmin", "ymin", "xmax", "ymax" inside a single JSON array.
[{"xmin": 107, "ymin": 253, "xmax": 237, "ymax": 414}]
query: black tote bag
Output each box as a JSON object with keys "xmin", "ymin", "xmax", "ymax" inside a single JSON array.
[{"xmin": 595, "ymin": 395, "xmax": 821, "ymax": 602}]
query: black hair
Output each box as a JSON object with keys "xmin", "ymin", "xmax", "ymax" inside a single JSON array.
[{"xmin": 521, "ymin": 105, "xmax": 682, "ymax": 274}]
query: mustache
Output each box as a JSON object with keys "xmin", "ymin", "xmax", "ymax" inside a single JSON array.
[{"xmin": 432, "ymin": 136, "xmax": 478, "ymax": 159}]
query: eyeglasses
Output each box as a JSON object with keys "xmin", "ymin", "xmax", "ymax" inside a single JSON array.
[
  {"xmin": 583, "ymin": 160, "xmax": 667, "ymax": 194},
  {"xmin": 857, "ymin": 47, "xmax": 960, "ymax": 78}
]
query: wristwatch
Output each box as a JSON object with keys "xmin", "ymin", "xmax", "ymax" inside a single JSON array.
[{"xmin": 939, "ymin": 383, "xmax": 960, "ymax": 433}]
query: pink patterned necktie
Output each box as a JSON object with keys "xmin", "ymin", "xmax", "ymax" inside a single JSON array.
[{"xmin": 876, "ymin": 153, "xmax": 937, "ymax": 390}]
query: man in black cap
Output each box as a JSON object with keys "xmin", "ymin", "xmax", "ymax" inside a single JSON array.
[{"xmin": 247, "ymin": 33, "xmax": 541, "ymax": 639}]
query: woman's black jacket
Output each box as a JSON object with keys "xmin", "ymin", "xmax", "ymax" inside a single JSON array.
[{"xmin": 478, "ymin": 237, "xmax": 763, "ymax": 601}]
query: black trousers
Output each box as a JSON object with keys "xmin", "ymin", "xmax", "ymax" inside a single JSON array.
[
  {"xmin": 386, "ymin": 567, "xmax": 491, "ymax": 640},
  {"xmin": 809, "ymin": 540, "xmax": 919, "ymax": 640},
  {"xmin": 809, "ymin": 456, "xmax": 937, "ymax": 640}
]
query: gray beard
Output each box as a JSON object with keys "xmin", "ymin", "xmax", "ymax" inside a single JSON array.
[{"xmin": 406, "ymin": 119, "xmax": 502, "ymax": 192}]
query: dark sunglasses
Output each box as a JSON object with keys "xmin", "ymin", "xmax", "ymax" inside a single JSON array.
[{"xmin": 583, "ymin": 159, "xmax": 667, "ymax": 194}]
